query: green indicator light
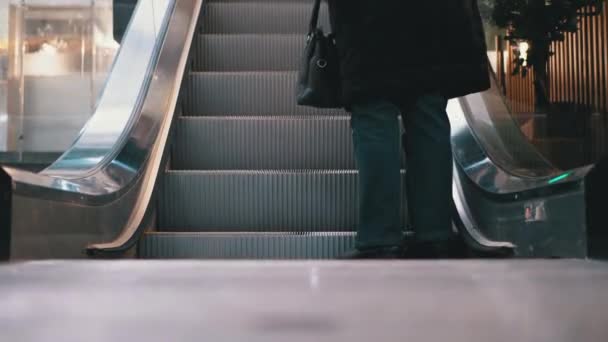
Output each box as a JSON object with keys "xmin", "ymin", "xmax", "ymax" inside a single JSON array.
[{"xmin": 548, "ymin": 172, "xmax": 572, "ymax": 185}]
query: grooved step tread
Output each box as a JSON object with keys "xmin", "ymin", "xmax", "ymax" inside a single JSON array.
[
  {"xmin": 201, "ymin": 1, "xmax": 330, "ymax": 34},
  {"xmin": 154, "ymin": 0, "xmax": 361, "ymax": 260},
  {"xmin": 159, "ymin": 170, "xmax": 408, "ymax": 231},
  {"xmin": 182, "ymin": 71, "xmax": 345, "ymax": 116},
  {"xmin": 139, "ymin": 232, "xmax": 356, "ymax": 259},
  {"xmin": 193, "ymin": 34, "xmax": 303, "ymax": 71},
  {"xmin": 172, "ymin": 116, "xmax": 377, "ymax": 170}
]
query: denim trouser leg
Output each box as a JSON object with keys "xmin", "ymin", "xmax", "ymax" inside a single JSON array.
[
  {"xmin": 402, "ymin": 94, "xmax": 453, "ymax": 242},
  {"xmin": 351, "ymin": 100, "xmax": 403, "ymax": 250}
]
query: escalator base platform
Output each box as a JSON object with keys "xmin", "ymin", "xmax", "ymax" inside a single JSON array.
[{"xmin": 1, "ymin": 260, "xmax": 607, "ymax": 342}]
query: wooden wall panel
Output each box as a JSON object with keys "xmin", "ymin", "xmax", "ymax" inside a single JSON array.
[
  {"xmin": 496, "ymin": 5, "xmax": 608, "ymax": 163},
  {"xmin": 550, "ymin": 5, "xmax": 607, "ymax": 113},
  {"xmin": 503, "ymin": 44, "xmax": 535, "ymax": 114}
]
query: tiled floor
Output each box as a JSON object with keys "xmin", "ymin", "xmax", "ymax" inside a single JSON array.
[{"xmin": 0, "ymin": 260, "xmax": 607, "ymax": 342}]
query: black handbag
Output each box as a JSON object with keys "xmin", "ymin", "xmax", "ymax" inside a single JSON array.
[{"xmin": 296, "ymin": 0, "xmax": 342, "ymax": 108}]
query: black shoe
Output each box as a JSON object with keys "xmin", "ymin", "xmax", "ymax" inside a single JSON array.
[{"xmin": 339, "ymin": 246, "xmax": 405, "ymax": 259}]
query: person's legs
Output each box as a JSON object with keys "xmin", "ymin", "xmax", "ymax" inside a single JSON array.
[
  {"xmin": 400, "ymin": 93, "xmax": 454, "ymax": 243},
  {"xmin": 350, "ymin": 99, "xmax": 403, "ymax": 251}
]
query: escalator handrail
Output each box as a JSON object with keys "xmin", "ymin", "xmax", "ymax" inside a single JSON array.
[{"xmin": 449, "ymin": 74, "xmax": 591, "ymax": 197}]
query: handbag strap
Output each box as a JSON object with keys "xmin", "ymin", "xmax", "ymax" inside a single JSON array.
[{"xmin": 308, "ymin": 0, "xmax": 322, "ymax": 34}]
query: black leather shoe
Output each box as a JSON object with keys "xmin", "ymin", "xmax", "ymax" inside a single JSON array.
[{"xmin": 339, "ymin": 246, "xmax": 405, "ymax": 259}]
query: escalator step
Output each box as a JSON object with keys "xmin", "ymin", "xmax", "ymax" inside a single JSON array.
[
  {"xmin": 173, "ymin": 116, "xmax": 406, "ymax": 170},
  {"xmin": 193, "ymin": 34, "xmax": 303, "ymax": 71},
  {"xmin": 139, "ymin": 232, "xmax": 355, "ymax": 259},
  {"xmin": 150, "ymin": 0, "xmax": 407, "ymax": 260},
  {"xmin": 182, "ymin": 71, "xmax": 344, "ymax": 116},
  {"xmin": 172, "ymin": 116, "xmax": 361, "ymax": 170},
  {"xmin": 159, "ymin": 170, "xmax": 407, "ymax": 231},
  {"xmin": 201, "ymin": 0, "xmax": 330, "ymax": 34}
]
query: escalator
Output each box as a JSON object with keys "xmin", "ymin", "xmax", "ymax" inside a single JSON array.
[
  {"xmin": 136, "ymin": 0, "xmax": 506, "ymax": 259},
  {"xmin": 1, "ymin": 0, "xmax": 605, "ymax": 260}
]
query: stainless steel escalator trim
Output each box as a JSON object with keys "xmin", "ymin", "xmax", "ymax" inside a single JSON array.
[
  {"xmin": 448, "ymin": 73, "xmax": 591, "ymax": 257},
  {"xmin": 449, "ymin": 75, "xmax": 592, "ymax": 197},
  {"xmin": 87, "ymin": 0, "xmax": 203, "ymax": 254},
  {"xmin": 2, "ymin": 0, "xmax": 203, "ymax": 259},
  {"xmin": 452, "ymin": 163, "xmax": 515, "ymax": 250}
]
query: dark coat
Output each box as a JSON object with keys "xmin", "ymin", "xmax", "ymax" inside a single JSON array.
[{"xmin": 327, "ymin": 0, "xmax": 491, "ymax": 106}]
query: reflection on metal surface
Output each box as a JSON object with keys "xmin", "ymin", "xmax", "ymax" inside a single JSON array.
[
  {"xmin": 449, "ymin": 71, "xmax": 590, "ymax": 257},
  {"xmin": 42, "ymin": 0, "xmax": 172, "ymax": 176},
  {"xmin": 452, "ymin": 163, "xmax": 516, "ymax": 251},
  {"xmin": 449, "ymin": 73, "xmax": 592, "ymax": 196},
  {"xmin": 524, "ymin": 201, "xmax": 547, "ymax": 223}
]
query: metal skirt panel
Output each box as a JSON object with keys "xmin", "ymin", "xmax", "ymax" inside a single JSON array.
[{"xmin": 456, "ymin": 167, "xmax": 587, "ymax": 258}]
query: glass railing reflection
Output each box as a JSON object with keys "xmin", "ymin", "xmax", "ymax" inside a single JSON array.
[
  {"xmin": 0, "ymin": 0, "xmax": 120, "ymax": 165},
  {"xmin": 481, "ymin": 0, "xmax": 608, "ymax": 170}
]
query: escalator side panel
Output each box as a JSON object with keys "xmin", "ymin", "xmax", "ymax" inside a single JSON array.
[
  {"xmin": 457, "ymin": 166, "xmax": 587, "ymax": 258},
  {"xmin": 9, "ymin": 177, "xmax": 144, "ymax": 259},
  {"xmin": 586, "ymin": 157, "xmax": 608, "ymax": 259}
]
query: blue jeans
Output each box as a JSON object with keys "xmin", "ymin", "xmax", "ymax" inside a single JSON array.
[{"xmin": 351, "ymin": 94, "xmax": 453, "ymax": 250}]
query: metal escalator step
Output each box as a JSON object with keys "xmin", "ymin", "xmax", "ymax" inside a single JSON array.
[
  {"xmin": 139, "ymin": 232, "xmax": 355, "ymax": 259},
  {"xmin": 201, "ymin": 1, "xmax": 330, "ymax": 34},
  {"xmin": 183, "ymin": 71, "xmax": 344, "ymax": 116},
  {"xmin": 193, "ymin": 34, "xmax": 303, "ymax": 71},
  {"xmin": 159, "ymin": 170, "xmax": 407, "ymax": 231},
  {"xmin": 172, "ymin": 116, "xmax": 358, "ymax": 170}
]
